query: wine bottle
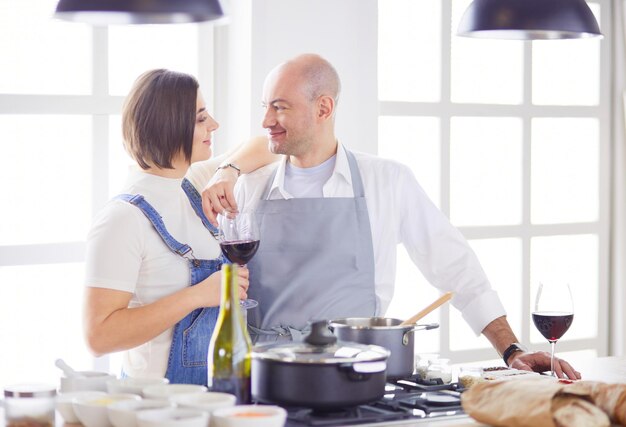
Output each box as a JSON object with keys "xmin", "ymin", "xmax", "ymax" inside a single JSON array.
[{"xmin": 207, "ymin": 263, "xmax": 252, "ymax": 404}]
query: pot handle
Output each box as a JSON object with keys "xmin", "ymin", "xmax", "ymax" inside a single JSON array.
[
  {"xmin": 402, "ymin": 322, "xmax": 440, "ymax": 345},
  {"xmin": 338, "ymin": 361, "xmax": 387, "ymax": 381}
]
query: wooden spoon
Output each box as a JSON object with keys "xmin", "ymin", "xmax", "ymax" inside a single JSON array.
[{"xmin": 400, "ymin": 291, "xmax": 454, "ymax": 326}]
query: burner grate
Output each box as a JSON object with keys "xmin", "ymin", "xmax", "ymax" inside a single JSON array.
[
  {"xmin": 287, "ymin": 405, "xmax": 416, "ymax": 426},
  {"xmin": 282, "ymin": 379, "xmax": 466, "ymax": 426}
]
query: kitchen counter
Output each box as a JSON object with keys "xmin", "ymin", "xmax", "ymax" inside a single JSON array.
[
  {"xmin": 1, "ymin": 357, "xmax": 624, "ymax": 427},
  {"xmin": 356, "ymin": 356, "xmax": 626, "ymax": 427}
]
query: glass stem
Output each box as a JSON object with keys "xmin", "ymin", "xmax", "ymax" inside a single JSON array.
[{"xmin": 550, "ymin": 340, "xmax": 556, "ymax": 377}]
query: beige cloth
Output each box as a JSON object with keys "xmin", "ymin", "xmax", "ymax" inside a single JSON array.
[{"xmin": 461, "ymin": 377, "xmax": 617, "ymax": 427}]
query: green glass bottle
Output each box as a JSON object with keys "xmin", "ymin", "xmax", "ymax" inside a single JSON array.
[{"xmin": 207, "ymin": 263, "xmax": 252, "ymax": 404}]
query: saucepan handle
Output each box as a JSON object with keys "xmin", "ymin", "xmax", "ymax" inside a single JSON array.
[
  {"xmin": 402, "ymin": 322, "xmax": 440, "ymax": 345},
  {"xmin": 338, "ymin": 361, "xmax": 387, "ymax": 381}
]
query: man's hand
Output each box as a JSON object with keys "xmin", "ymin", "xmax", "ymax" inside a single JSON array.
[
  {"xmin": 202, "ymin": 167, "xmax": 239, "ymax": 226},
  {"xmin": 508, "ymin": 351, "xmax": 581, "ymax": 380}
]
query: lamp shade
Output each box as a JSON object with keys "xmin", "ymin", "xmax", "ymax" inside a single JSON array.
[
  {"xmin": 457, "ymin": 0, "xmax": 602, "ymax": 40},
  {"xmin": 55, "ymin": 0, "xmax": 224, "ymax": 25}
]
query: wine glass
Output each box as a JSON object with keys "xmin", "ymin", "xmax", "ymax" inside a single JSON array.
[
  {"xmin": 532, "ymin": 282, "xmax": 574, "ymax": 376},
  {"xmin": 218, "ymin": 210, "xmax": 260, "ymax": 310}
]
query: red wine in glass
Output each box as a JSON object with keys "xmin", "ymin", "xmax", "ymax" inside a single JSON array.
[
  {"xmin": 220, "ymin": 240, "xmax": 260, "ymax": 265},
  {"xmin": 533, "ymin": 282, "xmax": 574, "ymax": 376},
  {"xmin": 532, "ymin": 312, "xmax": 574, "ymax": 342},
  {"xmin": 218, "ymin": 211, "xmax": 260, "ymax": 311}
]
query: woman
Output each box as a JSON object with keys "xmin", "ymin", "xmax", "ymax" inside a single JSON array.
[{"xmin": 83, "ymin": 69, "xmax": 275, "ymax": 384}]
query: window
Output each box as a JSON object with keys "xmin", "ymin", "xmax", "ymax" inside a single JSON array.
[
  {"xmin": 0, "ymin": 0, "xmax": 216, "ymax": 386},
  {"xmin": 378, "ymin": 0, "xmax": 610, "ymax": 362}
]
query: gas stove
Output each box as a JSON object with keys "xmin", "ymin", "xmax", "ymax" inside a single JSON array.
[{"xmin": 281, "ymin": 376, "xmax": 468, "ymax": 426}]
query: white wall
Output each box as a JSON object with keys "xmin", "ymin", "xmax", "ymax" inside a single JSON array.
[{"xmin": 216, "ymin": 0, "xmax": 379, "ymax": 155}]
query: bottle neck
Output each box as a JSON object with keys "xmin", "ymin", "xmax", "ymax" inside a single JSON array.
[{"xmin": 220, "ymin": 263, "xmax": 240, "ymax": 314}]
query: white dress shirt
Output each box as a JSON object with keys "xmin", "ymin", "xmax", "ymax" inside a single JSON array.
[{"xmin": 236, "ymin": 143, "xmax": 506, "ymax": 335}]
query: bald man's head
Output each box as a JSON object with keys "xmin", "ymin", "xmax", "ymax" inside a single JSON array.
[{"xmin": 277, "ymin": 54, "xmax": 341, "ymax": 105}]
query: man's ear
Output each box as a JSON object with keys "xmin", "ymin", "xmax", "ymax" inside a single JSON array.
[{"xmin": 317, "ymin": 95, "xmax": 335, "ymax": 121}]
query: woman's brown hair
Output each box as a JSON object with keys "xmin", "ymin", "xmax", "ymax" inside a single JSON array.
[{"xmin": 122, "ymin": 69, "xmax": 199, "ymax": 169}]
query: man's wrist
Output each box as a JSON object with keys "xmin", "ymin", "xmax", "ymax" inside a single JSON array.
[{"xmin": 502, "ymin": 343, "xmax": 528, "ymax": 366}]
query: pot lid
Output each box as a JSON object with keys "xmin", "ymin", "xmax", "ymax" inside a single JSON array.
[{"xmin": 253, "ymin": 321, "xmax": 390, "ymax": 364}]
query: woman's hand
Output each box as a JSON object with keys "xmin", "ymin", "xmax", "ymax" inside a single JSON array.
[
  {"xmin": 199, "ymin": 265, "xmax": 250, "ymax": 306},
  {"xmin": 202, "ymin": 167, "xmax": 239, "ymax": 226}
]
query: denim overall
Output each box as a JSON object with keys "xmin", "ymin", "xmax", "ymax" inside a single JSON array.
[
  {"xmin": 247, "ymin": 149, "xmax": 377, "ymax": 342},
  {"xmin": 116, "ymin": 178, "xmax": 224, "ymax": 385}
]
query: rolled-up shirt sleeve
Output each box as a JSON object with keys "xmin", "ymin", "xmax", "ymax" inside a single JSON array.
[{"xmin": 396, "ymin": 165, "xmax": 506, "ymax": 335}]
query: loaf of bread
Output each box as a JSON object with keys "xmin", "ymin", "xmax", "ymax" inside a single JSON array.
[
  {"xmin": 577, "ymin": 381, "xmax": 626, "ymax": 425},
  {"xmin": 461, "ymin": 377, "xmax": 611, "ymax": 427}
]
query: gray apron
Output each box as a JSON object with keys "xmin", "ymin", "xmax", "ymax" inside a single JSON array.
[{"xmin": 247, "ymin": 149, "xmax": 377, "ymax": 342}]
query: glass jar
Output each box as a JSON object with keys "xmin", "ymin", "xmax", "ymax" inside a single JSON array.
[
  {"xmin": 415, "ymin": 353, "xmax": 439, "ymax": 380},
  {"xmin": 4, "ymin": 384, "xmax": 56, "ymax": 427},
  {"xmin": 458, "ymin": 366, "xmax": 484, "ymax": 389},
  {"xmin": 425, "ymin": 358, "xmax": 452, "ymax": 384}
]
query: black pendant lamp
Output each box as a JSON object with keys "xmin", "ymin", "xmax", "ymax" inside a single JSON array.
[
  {"xmin": 55, "ymin": 0, "xmax": 224, "ymax": 25},
  {"xmin": 457, "ymin": 0, "xmax": 603, "ymax": 40}
]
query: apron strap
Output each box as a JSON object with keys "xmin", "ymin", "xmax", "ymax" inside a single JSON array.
[
  {"xmin": 344, "ymin": 149, "xmax": 366, "ymax": 198},
  {"xmin": 248, "ymin": 325, "xmax": 311, "ymax": 341},
  {"xmin": 115, "ymin": 194, "xmax": 195, "ymax": 260}
]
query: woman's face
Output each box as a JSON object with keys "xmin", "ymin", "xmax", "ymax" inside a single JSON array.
[{"xmin": 191, "ymin": 90, "xmax": 219, "ymax": 164}]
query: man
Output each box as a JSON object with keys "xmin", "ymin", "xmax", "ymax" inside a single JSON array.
[{"xmin": 204, "ymin": 53, "xmax": 580, "ymax": 379}]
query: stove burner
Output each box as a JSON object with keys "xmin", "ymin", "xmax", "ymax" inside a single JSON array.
[
  {"xmin": 283, "ymin": 380, "xmax": 466, "ymax": 426},
  {"xmin": 288, "ymin": 405, "xmax": 416, "ymax": 426},
  {"xmin": 389, "ymin": 375, "xmax": 465, "ymax": 392}
]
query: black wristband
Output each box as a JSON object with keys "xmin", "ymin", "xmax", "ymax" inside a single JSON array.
[{"xmin": 502, "ymin": 343, "xmax": 527, "ymax": 366}]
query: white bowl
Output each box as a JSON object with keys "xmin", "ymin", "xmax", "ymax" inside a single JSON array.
[
  {"xmin": 212, "ymin": 405, "xmax": 286, "ymax": 427},
  {"xmin": 169, "ymin": 392, "xmax": 236, "ymax": 413},
  {"xmin": 107, "ymin": 377, "xmax": 170, "ymax": 397},
  {"xmin": 108, "ymin": 399, "xmax": 175, "ymax": 427},
  {"xmin": 56, "ymin": 390, "xmax": 107, "ymax": 423},
  {"xmin": 73, "ymin": 393, "xmax": 141, "ymax": 427},
  {"xmin": 137, "ymin": 408, "xmax": 209, "ymax": 427},
  {"xmin": 142, "ymin": 384, "xmax": 207, "ymax": 401},
  {"xmin": 60, "ymin": 371, "xmax": 117, "ymax": 392}
]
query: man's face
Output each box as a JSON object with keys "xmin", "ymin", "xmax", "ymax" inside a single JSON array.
[{"xmin": 261, "ymin": 67, "xmax": 317, "ymax": 157}]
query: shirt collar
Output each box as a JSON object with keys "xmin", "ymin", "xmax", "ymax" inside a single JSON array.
[{"xmin": 267, "ymin": 141, "xmax": 352, "ymax": 199}]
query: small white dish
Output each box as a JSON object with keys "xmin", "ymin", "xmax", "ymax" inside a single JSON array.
[
  {"xmin": 107, "ymin": 377, "xmax": 170, "ymax": 397},
  {"xmin": 73, "ymin": 393, "xmax": 141, "ymax": 427},
  {"xmin": 142, "ymin": 384, "xmax": 207, "ymax": 401},
  {"xmin": 169, "ymin": 392, "xmax": 236, "ymax": 413},
  {"xmin": 212, "ymin": 405, "xmax": 287, "ymax": 427},
  {"xmin": 137, "ymin": 408, "xmax": 209, "ymax": 427},
  {"xmin": 56, "ymin": 390, "xmax": 107, "ymax": 423},
  {"xmin": 60, "ymin": 371, "xmax": 117, "ymax": 392},
  {"xmin": 108, "ymin": 399, "xmax": 175, "ymax": 427}
]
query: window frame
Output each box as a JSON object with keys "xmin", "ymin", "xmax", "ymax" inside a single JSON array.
[
  {"xmin": 0, "ymin": 23, "xmax": 217, "ymax": 375},
  {"xmin": 378, "ymin": 0, "xmax": 611, "ymax": 362}
]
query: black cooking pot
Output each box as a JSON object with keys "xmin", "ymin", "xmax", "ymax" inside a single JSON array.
[
  {"xmin": 252, "ymin": 320, "xmax": 390, "ymax": 409},
  {"xmin": 329, "ymin": 317, "xmax": 439, "ymax": 379}
]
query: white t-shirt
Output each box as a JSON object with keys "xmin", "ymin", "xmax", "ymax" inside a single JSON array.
[
  {"xmin": 235, "ymin": 143, "xmax": 506, "ymax": 336},
  {"xmin": 284, "ymin": 155, "xmax": 336, "ymax": 198},
  {"xmin": 84, "ymin": 160, "xmax": 221, "ymax": 378}
]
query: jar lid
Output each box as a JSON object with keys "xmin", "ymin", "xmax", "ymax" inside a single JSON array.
[{"xmin": 4, "ymin": 384, "xmax": 57, "ymax": 398}]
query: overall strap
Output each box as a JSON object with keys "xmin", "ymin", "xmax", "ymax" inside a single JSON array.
[
  {"xmin": 181, "ymin": 178, "xmax": 220, "ymax": 239},
  {"xmin": 115, "ymin": 194, "xmax": 195, "ymax": 260}
]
